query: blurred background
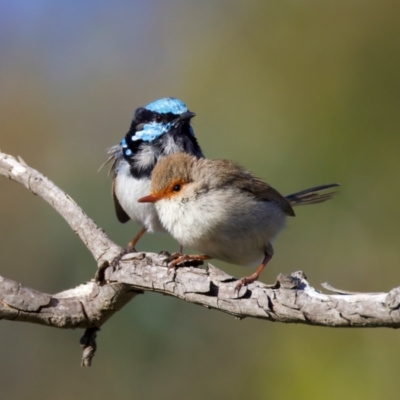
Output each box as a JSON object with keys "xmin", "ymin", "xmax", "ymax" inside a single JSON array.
[{"xmin": 1, "ymin": 1, "xmax": 400, "ymax": 399}]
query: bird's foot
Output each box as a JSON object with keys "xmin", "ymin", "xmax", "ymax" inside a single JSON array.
[
  {"xmin": 110, "ymin": 244, "xmax": 136, "ymax": 270},
  {"xmin": 164, "ymin": 253, "xmax": 207, "ymax": 273},
  {"xmin": 95, "ymin": 245, "xmax": 137, "ymax": 284},
  {"xmin": 234, "ymin": 272, "xmax": 259, "ymax": 294}
]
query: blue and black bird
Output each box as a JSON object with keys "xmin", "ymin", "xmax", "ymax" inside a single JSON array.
[{"xmin": 107, "ymin": 97, "xmax": 204, "ymax": 254}]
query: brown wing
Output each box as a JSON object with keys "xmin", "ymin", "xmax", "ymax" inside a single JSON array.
[
  {"xmin": 112, "ymin": 180, "xmax": 130, "ymax": 223},
  {"xmin": 201, "ymin": 158, "xmax": 295, "ymax": 217},
  {"xmin": 242, "ymin": 177, "xmax": 295, "ymax": 216}
]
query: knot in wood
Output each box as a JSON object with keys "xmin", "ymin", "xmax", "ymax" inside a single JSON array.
[
  {"xmin": 276, "ymin": 271, "xmax": 307, "ymax": 290},
  {"xmin": 385, "ymin": 287, "xmax": 400, "ymax": 309}
]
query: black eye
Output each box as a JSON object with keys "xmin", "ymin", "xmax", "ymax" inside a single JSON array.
[
  {"xmin": 172, "ymin": 184, "xmax": 181, "ymax": 192},
  {"xmin": 155, "ymin": 115, "xmax": 162, "ymax": 123}
]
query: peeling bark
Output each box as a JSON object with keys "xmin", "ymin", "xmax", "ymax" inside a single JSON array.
[{"xmin": 1, "ymin": 150, "xmax": 399, "ymax": 366}]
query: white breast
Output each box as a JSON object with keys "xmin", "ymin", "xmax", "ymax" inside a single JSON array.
[
  {"xmin": 155, "ymin": 187, "xmax": 287, "ymax": 266},
  {"xmin": 114, "ymin": 160, "xmax": 165, "ymax": 233}
]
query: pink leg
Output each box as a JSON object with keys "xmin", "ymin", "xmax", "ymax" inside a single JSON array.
[
  {"xmin": 110, "ymin": 226, "xmax": 147, "ymax": 269},
  {"xmin": 126, "ymin": 226, "xmax": 147, "ymax": 252},
  {"xmin": 168, "ymin": 254, "xmax": 212, "ymax": 273},
  {"xmin": 235, "ymin": 251, "xmax": 273, "ymax": 293}
]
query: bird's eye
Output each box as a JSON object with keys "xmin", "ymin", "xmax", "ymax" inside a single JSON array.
[
  {"xmin": 155, "ymin": 115, "xmax": 162, "ymax": 123},
  {"xmin": 172, "ymin": 184, "xmax": 181, "ymax": 192}
]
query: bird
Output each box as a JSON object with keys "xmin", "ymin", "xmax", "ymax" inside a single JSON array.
[
  {"xmin": 105, "ymin": 98, "xmax": 204, "ymax": 262},
  {"xmin": 138, "ymin": 152, "xmax": 339, "ymax": 291}
]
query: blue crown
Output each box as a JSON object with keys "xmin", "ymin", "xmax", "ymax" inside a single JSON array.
[
  {"xmin": 121, "ymin": 97, "xmax": 193, "ymax": 155},
  {"xmin": 145, "ymin": 97, "xmax": 188, "ymax": 115}
]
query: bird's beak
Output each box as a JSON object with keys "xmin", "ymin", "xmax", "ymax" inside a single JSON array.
[
  {"xmin": 175, "ymin": 111, "xmax": 196, "ymax": 123},
  {"xmin": 138, "ymin": 194, "xmax": 160, "ymax": 203}
]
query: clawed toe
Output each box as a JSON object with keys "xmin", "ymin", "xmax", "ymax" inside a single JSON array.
[
  {"xmin": 167, "ymin": 253, "xmax": 187, "ymax": 272},
  {"xmin": 161, "ymin": 252, "xmax": 182, "ymax": 267},
  {"xmin": 234, "ymin": 273, "xmax": 259, "ymax": 295},
  {"xmin": 110, "ymin": 251, "xmax": 126, "ymax": 269},
  {"xmin": 234, "ymin": 278, "xmax": 247, "ymax": 294},
  {"xmin": 165, "ymin": 253, "xmax": 208, "ymax": 273},
  {"xmin": 110, "ymin": 245, "xmax": 136, "ymax": 269}
]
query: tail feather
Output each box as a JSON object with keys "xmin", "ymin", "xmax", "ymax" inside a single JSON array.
[{"xmin": 285, "ymin": 183, "xmax": 340, "ymax": 206}]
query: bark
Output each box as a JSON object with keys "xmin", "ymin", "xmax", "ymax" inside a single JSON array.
[{"xmin": 1, "ymin": 150, "xmax": 399, "ymax": 366}]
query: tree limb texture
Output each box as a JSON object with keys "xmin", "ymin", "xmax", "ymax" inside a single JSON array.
[{"xmin": 1, "ymin": 151, "xmax": 399, "ymax": 365}]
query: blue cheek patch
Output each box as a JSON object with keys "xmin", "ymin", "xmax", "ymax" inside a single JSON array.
[
  {"xmin": 145, "ymin": 97, "xmax": 188, "ymax": 115},
  {"xmin": 132, "ymin": 122, "xmax": 171, "ymax": 142},
  {"xmin": 121, "ymin": 97, "xmax": 193, "ymax": 160},
  {"xmin": 121, "ymin": 138, "xmax": 132, "ymax": 157}
]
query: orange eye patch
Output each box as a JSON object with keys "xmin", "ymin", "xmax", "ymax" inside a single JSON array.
[
  {"xmin": 159, "ymin": 179, "xmax": 188, "ymax": 199},
  {"xmin": 138, "ymin": 179, "xmax": 189, "ymax": 203}
]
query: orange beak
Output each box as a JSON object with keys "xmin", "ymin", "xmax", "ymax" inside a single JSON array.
[{"xmin": 138, "ymin": 194, "xmax": 160, "ymax": 203}]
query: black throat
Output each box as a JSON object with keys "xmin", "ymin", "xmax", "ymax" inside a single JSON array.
[{"xmin": 124, "ymin": 123, "xmax": 204, "ymax": 180}]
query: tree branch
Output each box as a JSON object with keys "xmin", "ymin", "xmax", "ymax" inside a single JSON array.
[
  {"xmin": 1, "ymin": 150, "xmax": 400, "ymax": 365},
  {"xmin": 0, "ymin": 151, "xmax": 120, "ymax": 264}
]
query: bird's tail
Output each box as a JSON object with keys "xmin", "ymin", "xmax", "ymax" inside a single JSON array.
[{"xmin": 285, "ymin": 183, "xmax": 340, "ymax": 206}]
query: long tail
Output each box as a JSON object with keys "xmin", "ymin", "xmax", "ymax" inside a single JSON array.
[{"xmin": 285, "ymin": 183, "xmax": 340, "ymax": 206}]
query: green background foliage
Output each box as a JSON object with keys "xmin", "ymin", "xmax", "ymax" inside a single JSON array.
[{"xmin": 1, "ymin": 1, "xmax": 400, "ymax": 399}]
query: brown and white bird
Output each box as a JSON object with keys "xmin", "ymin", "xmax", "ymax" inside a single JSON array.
[{"xmin": 139, "ymin": 153, "xmax": 339, "ymax": 291}]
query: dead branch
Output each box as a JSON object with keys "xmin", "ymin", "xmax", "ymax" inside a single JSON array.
[{"xmin": 1, "ymin": 150, "xmax": 399, "ymax": 366}]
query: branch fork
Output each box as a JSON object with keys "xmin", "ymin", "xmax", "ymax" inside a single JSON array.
[{"xmin": 1, "ymin": 150, "xmax": 398, "ymax": 367}]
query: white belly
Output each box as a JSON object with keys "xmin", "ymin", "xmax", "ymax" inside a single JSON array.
[
  {"xmin": 114, "ymin": 161, "xmax": 165, "ymax": 233},
  {"xmin": 156, "ymin": 187, "xmax": 286, "ymax": 266}
]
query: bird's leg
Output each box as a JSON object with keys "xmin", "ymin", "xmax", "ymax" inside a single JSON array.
[
  {"xmin": 235, "ymin": 244, "xmax": 273, "ymax": 293},
  {"xmin": 166, "ymin": 254, "xmax": 212, "ymax": 272},
  {"xmin": 126, "ymin": 226, "xmax": 147, "ymax": 253},
  {"xmin": 110, "ymin": 226, "xmax": 147, "ymax": 269},
  {"xmin": 235, "ymin": 254, "xmax": 271, "ymax": 292}
]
